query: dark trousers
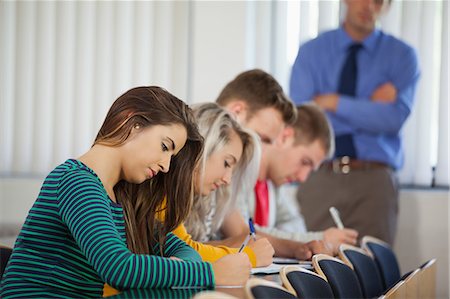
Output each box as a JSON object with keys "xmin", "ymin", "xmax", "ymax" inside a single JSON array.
[{"xmin": 297, "ymin": 166, "xmax": 399, "ymax": 246}]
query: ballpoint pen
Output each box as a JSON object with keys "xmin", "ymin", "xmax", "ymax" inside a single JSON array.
[
  {"xmin": 329, "ymin": 206, "xmax": 344, "ymax": 229},
  {"xmin": 238, "ymin": 217, "xmax": 257, "ymax": 252},
  {"xmin": 248, "ymin": 217, "xmax": 257, "ymax": 241},
  {"xmin": 238, "ymin": 234, "xmax": 250, "ymax": 253}
]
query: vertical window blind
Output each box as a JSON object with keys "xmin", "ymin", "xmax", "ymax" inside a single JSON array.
[
  {"xmin": 0, "ymin": 1, "xmax": 191, "ymax": 176},
  {"xmin": 0, "ymin": 0, "xmax": 448, "ymax": 187}
]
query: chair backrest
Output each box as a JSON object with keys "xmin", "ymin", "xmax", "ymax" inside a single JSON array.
[
  {"xmin": 280, "ymin": 265, "xmax": 334, "ymax": 299},
  {"xmin": 312, "ymin": 254, "xmax": 363, "ymax": 299},
  {"xmin": 417, "ymin": 258, "xmax": 437, "ymax": 299},
  {"xmin": 361, "ymin": 236, "xmax": 401, "ymax": 291},
  {"xmin": 380, "ymin": 280, "xmax": 407, "ymax": 299},
  {"xmin": 1, "ymin": 245, "xmax": 13, "ymax": 279},
  {"xmin": 245, "ymin": 277, "xmax": 297, "ymax": 299},
  {"xmin": 403, "ymin": 268, "xmax": 420, "ymax": 299},
  {"xmin": 338, "ymin": 244, "xmax": 384, "ymax": 298}
]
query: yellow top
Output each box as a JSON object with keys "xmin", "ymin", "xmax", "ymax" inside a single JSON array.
[
  {"xmin": 103, "ymin": 225, "xmax": 256, "ymax": 297},
  {"xmin": 103, "ymin": 225, "xmax": 257, "ymax": 298},
  {"xmin": 172, "ymin": 223, "xmax": 257, "ymax": 267},
  {"xmin": 103, "ymin": 199, "xmax": 256, "ymax": 297}
]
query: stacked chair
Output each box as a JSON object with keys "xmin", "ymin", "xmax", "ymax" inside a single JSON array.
[
  {"xmin": 338, "ymin": 244, "xmax": 384, "ymax": 298},
  {"xmin": 1, "ymin": 236, "xmax": 438, "ymax": 299},
  {"xmin": 248, "ymin": 235, "xmax": 436, "ymax": 299},
  {"xmin": 418, "ymin": 259, "xmax": 437, "ymax": 298},
  {"xmin": 361, "ymin": 236, "xmax": 401, "ymax": 291},
  {"xmin": 361, "ymin": 236, "xmax": 437, "ymax": 298},
  {"xmin": 280, "ymin": 265, "xmax": 334, "ymax": 298},
  {"xmin": 379, "ymin": 279, "xmax": 407, "ymax": 299},
  {"xmin": 312, "ymin": 254, "xmax": 364, "ymax": 298},
  {"xmin": 245, "ymin": 277, "xmax": 297, "ymax": 299}
]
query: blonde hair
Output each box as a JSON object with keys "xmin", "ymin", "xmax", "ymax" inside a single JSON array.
[{"xmin": 184, "ymin": 103, "xmax": 260, "ymax": 242}]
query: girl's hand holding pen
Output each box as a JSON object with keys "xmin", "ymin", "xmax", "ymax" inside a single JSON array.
[
  {"xmin": 247, "ymin": 238, "xmax": 274, "ymax": 267},
  {"xmin": 237, "ymin": 218, "xmax": 274, "ymax": 267}
]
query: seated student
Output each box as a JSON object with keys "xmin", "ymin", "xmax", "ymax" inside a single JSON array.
[
  {"xmin": 104, "ymin": 102, "xmax": 274, "ymax": 297},
  {"xmin": 235, "ymin": 104, "xmax": 358, "ymax": 254},
  {"xmin": 179, "ymin": 103, "xmax": 274, "ymax": 267},
  {"xmin": 215, "ymin": 69, "xmax": 330, "ymax": 259},
  {"xmin": 0, "ymin": 87, "xmax": 250, "ymax": 298}
]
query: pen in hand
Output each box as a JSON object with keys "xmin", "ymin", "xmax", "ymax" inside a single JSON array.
[
  {"xmin": 238, "ymin": 235, "xmax": 250, "ymax": 253},
  {"xmin": 329, "ymin": 206, "xmax": 344, "ymax": 229},
  {"xmin": 238, "ymin": 218, "xmax": 257, "ymax": 253},
  {"xmin": 248, "ymin": 217, "xmax": 257, "ymax": 241}
]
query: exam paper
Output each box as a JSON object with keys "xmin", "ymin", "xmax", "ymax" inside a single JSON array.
[{"xmin": 251, "ymin": 260, "xmax": 313, "ymax": 275}]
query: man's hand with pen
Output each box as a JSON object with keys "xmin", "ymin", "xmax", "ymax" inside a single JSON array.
[{"xmin": 326, "ymin": 207, "xmax": 359, "ymax": 254}]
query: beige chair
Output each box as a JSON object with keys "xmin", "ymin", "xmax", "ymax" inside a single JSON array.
[
  {"xmin": 403, "ymin": 268, "xmax": 420, "ymax": 299},
  {"xmin": 417, "ymin": 259, "xmax": 437, "ymax": 299},
  {"xmin": 245, "ymin": 277, "xmax": 296, "ymax": 299},
  {"xmin": 380, "ymin": 280, "xmax": 406, "ymax": 299}
]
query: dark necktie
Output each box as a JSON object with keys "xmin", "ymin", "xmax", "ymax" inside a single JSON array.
[{"xmin": 335, "ymin": 43, "xmax": 362, "ymax": 158}]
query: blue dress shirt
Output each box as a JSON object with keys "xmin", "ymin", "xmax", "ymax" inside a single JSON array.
[{"xmin": 289, "ymin": 27, "xmax": 420, "ymax": 169}]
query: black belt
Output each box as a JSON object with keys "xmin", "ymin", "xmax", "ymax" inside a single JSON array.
[{"xmin": 322, "ymin": 156, "xmax": 390, "ymax": 174}]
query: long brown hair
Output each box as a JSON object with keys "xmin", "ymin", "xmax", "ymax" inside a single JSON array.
[{"xmin": 94, "ymin": 86, "xmax": 203, "ymax": 254}]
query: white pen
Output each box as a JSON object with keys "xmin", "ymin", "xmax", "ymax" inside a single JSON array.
[
  {"xmin": 238, "ymin": 234, "xmax": 251, "ymax": 253},
  {"xmin": 329, "ymin": 206, "xmax": 344, "ymax": 229}
]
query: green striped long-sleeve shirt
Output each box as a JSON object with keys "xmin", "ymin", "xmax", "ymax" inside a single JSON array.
[{"xmin": 0, "ymin": 159, "xmax": 214, "ymax": 298}]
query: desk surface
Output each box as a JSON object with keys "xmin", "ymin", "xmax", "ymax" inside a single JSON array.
[
  {"xmin": 111, "ymin": 274, "xmax": 281, "ymax": 299},
  {"xmin": 215, "ymin": 274, "xmax": 281, "ymax": 298}
]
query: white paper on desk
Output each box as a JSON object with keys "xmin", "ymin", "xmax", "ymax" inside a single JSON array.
[
  {"xmin": 272, "ymin": 257, "xmax": 313, "ymax": 269},
  {"xmin": 251, "ymin": 263, "xmax": 284, "ymax": 275},
  {"xmin": 251, "ymin": 260, "xmax": 313, "ymax": 275}
]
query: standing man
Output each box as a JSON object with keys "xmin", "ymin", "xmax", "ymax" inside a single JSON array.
[{"xmin": 289, "ymin": 0, "xmax": 420, "ymax": 245}]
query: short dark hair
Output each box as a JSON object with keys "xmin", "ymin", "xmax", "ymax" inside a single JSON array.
[
  {"xmin": 216, "ymin": 69, "xmax": 297, "ymax": 125},
  {"xmin": 292, "ymin": 104, "xmax": 334, "ymax": 157}
]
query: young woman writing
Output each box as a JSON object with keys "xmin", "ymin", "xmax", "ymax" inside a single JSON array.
[
  {"xmin": 0, "ymin": 87, "xmax": 250, "ymax": 298},
  {"xmin": 104, "ymin": 103, "xmax": 273, "ymax": 297},
  {"xmin": 179, "ymin": 103, "xmax": 274, "ymax": 266}
]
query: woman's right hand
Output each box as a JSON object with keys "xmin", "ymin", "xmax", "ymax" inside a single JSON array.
[
  {"xmin": 247, "ymin": 238, "xmax": 274, "ymax": 267},
  {"xmin": 212, "ymin": 253, "xmax": 251, "ymax": 286}
]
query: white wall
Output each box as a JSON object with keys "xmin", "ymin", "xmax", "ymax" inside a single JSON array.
[
  {"xmin": 190, "ymin": 1, "xmax": 249, "ymax": 103},
  {"xmin": 0, "ymin": 178, "xmax": 448, "ymax": 297},
  {"xmin": 394, "ymin": 189, "xmax": 449, "ymax": 298}
]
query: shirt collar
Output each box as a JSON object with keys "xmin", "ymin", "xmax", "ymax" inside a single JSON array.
[{"xmin": 337, "ymin": 25, "xmax": 380, "ymax": 54}]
